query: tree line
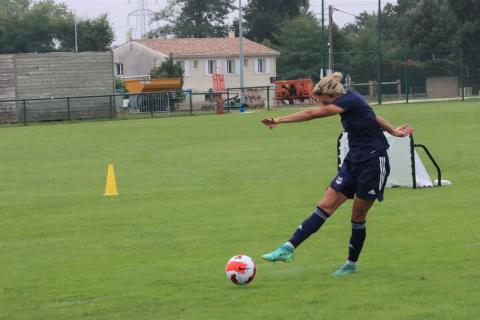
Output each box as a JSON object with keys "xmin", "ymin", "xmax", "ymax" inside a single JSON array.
[
  {"xmin": 152, "ymin": 0, "xmax": 479, "ymax": 84},
  {"xmin": 2, "ymin": 0, "xmax": 479, "ymax": 84}
]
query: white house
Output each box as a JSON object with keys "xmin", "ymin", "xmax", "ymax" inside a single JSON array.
[{"xmin": 112, "ymin": 35, "xmax": 280, "ymax": 92}]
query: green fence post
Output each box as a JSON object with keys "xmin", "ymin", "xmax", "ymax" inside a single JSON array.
[
  {"xmin": 377, "ymin": 0, "xmax": 383, "ymax": 105},
  {"xmin": 226, "ymin": 88, "xmax": 230, "ymax": 113},
  {"xmin": 189, "ymin": 90, "xmax": 193, "ymax": 115},
  {"xmin": 167, "ymin": 93, "xmax": 171, "ymax": 116},
  {"xmin": 109, "ymin": 95, "xmax": 114, "ymax": 119},
  {"xmin": 404, "ymin": 51, "xmax": 409, "ymax": 104},
  {"xmin": 66, "ymin": 97, "xmax": 71, "ymax": 120},
  {"xmin": 459, "ymin": 48, "xmax": 465, "ymax": 101},
  {"xmin": 23, "ymin": 100, "xmax": 27, "ymax": 125},
  {"xmin": 266, "ymin": 86, "xmax": 270, "ymax": 111},
  {"xmin": 276, "ymin": 85, "xmax": 280, "ymax": 108}
]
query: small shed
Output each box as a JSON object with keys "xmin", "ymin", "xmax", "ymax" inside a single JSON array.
[{"xmin": 426, "ymin": 76, "xmax": 458, "ymax": 98}]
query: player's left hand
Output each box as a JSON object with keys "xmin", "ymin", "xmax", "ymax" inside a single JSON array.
[
  {"xmin": 261, "ymin": 117, "xmax": 279, "ymax": 129},
  {"xmin": 391, "ymin": 124, "xmax": 414, "ymax": 137}
]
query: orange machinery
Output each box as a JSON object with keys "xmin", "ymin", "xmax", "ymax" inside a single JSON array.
[{"xmin": 275, "ymin": 79, "xmax": 313, "ymax": 104}]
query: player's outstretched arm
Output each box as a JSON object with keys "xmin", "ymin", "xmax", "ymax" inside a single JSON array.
[
  {"xmin": 261, "ymin": 104, "xmax": 343, "ymax": 129},
  {"xmin": 376, "ymin": 115, "xmax": 414, "ymax": 137}
]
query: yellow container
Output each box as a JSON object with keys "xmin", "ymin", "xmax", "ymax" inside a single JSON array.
[{"xmin": 124, "ymin": 78, "xmax": 182, "ymax": 93}]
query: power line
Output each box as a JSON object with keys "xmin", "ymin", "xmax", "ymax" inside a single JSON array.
[{"xmin": 332, "ymin": 7, "xmax": 360, "ymax": 18}]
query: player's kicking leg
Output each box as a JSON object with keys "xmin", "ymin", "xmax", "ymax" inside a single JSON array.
[{"xmin": 262, "ymin": 188, "xmax": 348, "ymax": 263}]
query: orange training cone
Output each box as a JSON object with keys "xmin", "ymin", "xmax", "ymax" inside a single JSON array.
[{"xmin": 104, "ymin": 164, "xmax": 119, "ymax": 196}]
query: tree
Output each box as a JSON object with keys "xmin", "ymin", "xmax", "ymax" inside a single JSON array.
[
  {"xmin": 57, "ymin": 14, "xmax": 114, "ymax": 52},
  {"xmin": 0, "ymin": 0, "xmax": 68, "ymax": 53},
  {"xmin": 397, "ymin": 0, "xmax": 457, "ymax": 53},
  {"xmin": 394, "ymin": 0, "xmax": 421, "ymax": 15},
  {"xmin": 149, "ymin": 54, "xmax": 184, "ymax": 88},
  {"xmin": 150, "ymin": 0, "xmax": 234, "ymax": 38},
  {"xmin": 244, "ymin": 0, "xmax": 309, "ymax": 44},
  {"xmin": 447, "ymin": 0, "xmax": 480, "ymax": 48},
  {"xmin": 340, "ymin": 13, "xmax": 379, "ymax": 82},
  {"xmin": 274, "ymin": 14, "xmax": 323, "ymax": 81},
  {"xmin": 0, "ymin": 0, "xmax": 113, "ymax": 53}
]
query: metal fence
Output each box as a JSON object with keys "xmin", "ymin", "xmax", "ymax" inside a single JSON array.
[
  {"xmin": 0, "ymin": 95, "xmax": 115, "ymax": 124},
  {"xmin": 1, "ymin": 48, "xmax": 478, "ymax": 125},
  {"xmin": 0, "ymin": 86, "xmax": 280, "ymax": 125},
  {"xmin": 333, "ymin": 47, "xmax": 480, "ymax": 104}
]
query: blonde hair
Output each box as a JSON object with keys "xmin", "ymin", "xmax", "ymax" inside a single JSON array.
[{"xmin": 313, "ymin": 72, "xmax": 345, "ymax": 97}]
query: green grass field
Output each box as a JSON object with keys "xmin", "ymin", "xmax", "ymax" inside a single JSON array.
[{"xmin": 1, "ymin": 100, "xmax": 479, "ymax": 319}]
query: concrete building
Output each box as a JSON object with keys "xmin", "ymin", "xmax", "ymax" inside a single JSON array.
[
  {"xmin": 426, "ymin": 76, "xmax": 459, "ymax": 98},
  {"xmin": 0, "ymin": 52, "xmax": 114, "ymax": 123},
  {"xmin": 112, "ymin": 36, "xmax": 280, "ymax": 92}
]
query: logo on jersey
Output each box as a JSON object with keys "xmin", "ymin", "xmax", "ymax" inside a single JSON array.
[{"xmin": 336, "ymin": 176, "xmax": 343, "ymax": 185}]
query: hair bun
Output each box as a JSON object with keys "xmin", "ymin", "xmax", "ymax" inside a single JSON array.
[{"xmin": 332, "ymin": 72, "xmax": 343, "ymax": 82}]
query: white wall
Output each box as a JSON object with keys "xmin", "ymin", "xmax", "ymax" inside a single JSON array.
[
  {"xmin": 113, "ymin": 42, "xmax": 277, "ymax": 91},
  {"xmin": 180, "ymin": 56, "xmax": 277, "ymax": 92},
  {"xmin": 113, "ymin": 42, "xmax": 166, "ymax": 78}
]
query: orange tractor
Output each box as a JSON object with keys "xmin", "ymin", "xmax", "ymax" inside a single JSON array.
[{"xmin": 275, "ymin": 79, "xmax": 314, "ymax": 104}]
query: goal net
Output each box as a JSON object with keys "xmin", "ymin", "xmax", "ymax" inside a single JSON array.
[{"xmin": 338, "ymin": 132, "xmax": 438, "ymax": 188}]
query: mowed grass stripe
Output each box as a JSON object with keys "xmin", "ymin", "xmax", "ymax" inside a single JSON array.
[{"xmin": 0, "ymin": 100, "xmax": 479, "ymax": 319}]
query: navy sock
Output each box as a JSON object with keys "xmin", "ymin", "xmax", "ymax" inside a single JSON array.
[
  {"xmin": 288, "ymin": 207, "xmax": 330, "ymax": 248},
  {"xmin": 348, "ymin": 220, "xmax": 366, "ymax": 262}
]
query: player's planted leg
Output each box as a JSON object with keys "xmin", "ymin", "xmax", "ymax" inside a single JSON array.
[
  {"xmin": 332, "ymin": 261, "xmax": 358, "ymax": 276},
  {"xmin": 333, "ymin": 220, "xmax": 366, "ymax": 276},
  {"xmin": 333, "ymin": 197, "xmax": 372, "ymax": 276}
]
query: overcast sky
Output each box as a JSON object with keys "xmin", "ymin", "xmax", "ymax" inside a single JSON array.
[{"xmin": 55, "ymin": 0, "xmax": 395, "ymax": 46}]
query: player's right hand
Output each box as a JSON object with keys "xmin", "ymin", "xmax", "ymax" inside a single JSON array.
[
  {"xmin": 392, "ymin": 124, "xmax": 414, "ymax": 137},
  {"xmin": 261, "ymin": 118, "xmax": 279, "ymax": 129}
]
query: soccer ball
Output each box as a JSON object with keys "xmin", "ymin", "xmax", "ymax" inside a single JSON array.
[{"xmin": 225, "ymin": 255, "xmax": 256, "ymax": 285}]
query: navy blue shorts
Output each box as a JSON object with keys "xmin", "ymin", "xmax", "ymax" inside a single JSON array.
[{"xmin": 330, "ymin": 154, "xmax": 390, "ymax": 202}]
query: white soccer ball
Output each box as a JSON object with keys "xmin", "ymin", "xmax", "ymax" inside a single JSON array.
[{"xmin": 225, "ymin": 255, "xmax": 256, "ymax": 285}]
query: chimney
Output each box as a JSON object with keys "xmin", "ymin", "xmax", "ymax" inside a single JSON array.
[{"xmin": 126, "ymin": 29, "xmax": 133, "ymax": 42}]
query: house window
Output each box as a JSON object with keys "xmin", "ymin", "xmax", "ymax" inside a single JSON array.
[
  {"xmin": 207, "ymin": 60, "xmax": 216, "ymax": 75},
  {"xmin": 257, "ymin": 58, "xmax": 266, "ymax": 73},
  {"xmin": 175, "ymin": 61, "xmax": 185, "ymax": 70},
  {"xmin": 115, "ymin": 63, "xmax": 124, "ymax": 76},
  {"xmin": 244, "ymin": 59, "xmax": 248, "ymax": 67},
  {"xmin": 227, "ymin": 59, "xmax": 235, "ymax": 74},
  {"xmin": 193, "ymin": 60, "xmax": 198, "ymax": 69}
]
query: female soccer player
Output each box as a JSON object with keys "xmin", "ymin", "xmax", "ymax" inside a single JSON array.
[{"xmin": 261, "ymin": 72, "xmax": 413, "ymax": 276}]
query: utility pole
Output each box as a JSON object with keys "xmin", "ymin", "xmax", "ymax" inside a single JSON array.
[
  {"xmin": 66, "ymin": 9, "xmax": 78, "ymax": 52},
  {"xmin": 73, "ymin": 10, "xmax": 78, "ymax": 52},
  {"xmin": 239, "ymin": 0, "xmax": 245, "ymax": 89},
  {"xmin": 321, "ymin": 0, "xmax": 325, "ymax": 77},
  {"xmin": 328, "ymin": 5, "xmax": 334, "ymax": 73},
  {"xmin": 377, "ymin": 0, "xmax": 382, "ymax": 104}
]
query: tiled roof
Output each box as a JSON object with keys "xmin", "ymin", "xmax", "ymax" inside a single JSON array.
[{"xmin": 133, "ymin": 38, "xmax": 280, "ymax": 58}]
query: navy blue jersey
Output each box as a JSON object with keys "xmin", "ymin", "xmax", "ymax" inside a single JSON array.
[{"xmin": 333, "ymin": 90, "xmax": 389, "ymax": 163}]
